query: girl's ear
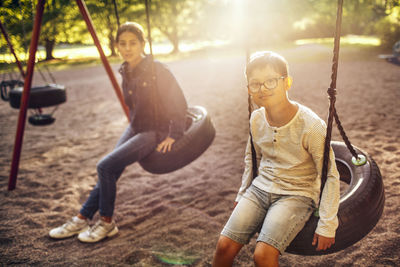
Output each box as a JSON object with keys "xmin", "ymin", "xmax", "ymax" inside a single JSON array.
[{"xmin": 286, "ymin": 76, "xmax": 293, "ymax": 90}]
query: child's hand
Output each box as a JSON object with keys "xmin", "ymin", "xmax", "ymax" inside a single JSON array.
[
  {"xmin": 312, "ymin": 233, "xmax": 335, "ymax": 251},
  {"xmin": 156, "ymin": 137, "xmax": 175, "ymax": 153}
]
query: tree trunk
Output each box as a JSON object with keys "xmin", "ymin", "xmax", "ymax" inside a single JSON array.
[
  {"xmin": 171, "ymin": 36, "xmax": 180, "ymax": 54},
  {"xmin": 106, "ymin": 12, "xmax": 117, "ymax": 57},
  {"xmin": 159, "ymin": 29, "xmax": 180, "ymax": 54},
  {"xmin": 44, "ymin": 39, "xmax": 55, "ymax": 60},
  {"xmin": 108, "ymin": 32, "xmax": 117, "ymax": 57},
  {"xmin": 170, "ymin": 4, "xmax": 179, "ymax": 54}
]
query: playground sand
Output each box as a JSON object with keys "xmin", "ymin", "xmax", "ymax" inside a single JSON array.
[{"xmin": 0, "ymin": 45, "xmax": 399, "ymax": 266}]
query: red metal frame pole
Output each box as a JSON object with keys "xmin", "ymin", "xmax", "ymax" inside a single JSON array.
[
  {"xmin": 8, "ymin": 0, "xmax": 45, "ymax": 190},
  {"xmin": 76, "ymin": 0, "xmax": 129, "ymax": 120},
  {"xmin": 0, "ymin": 20, "xmax": 26, "ymax": 78}
]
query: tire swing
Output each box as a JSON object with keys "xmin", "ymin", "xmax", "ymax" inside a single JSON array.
[
  {"xmin": 247, "ymin": 0, "xmax": 385, "ymax": 256},
  {"xmin": 138, "ymin": 0, "xmax": 216, "ymax": 174},
  {"xmin": 1, "ymin": 67, "xmax": 67, "ymax": 126},
  {"xmin": 386, "ymin": 39, "xmax": 400, "ymax": 66},
  {"xmin": 0, "ymin": 17, "xmax": 66, "ymax": 126},
  {"xmin": 140, "ymin": 106, "xmax": 216, "ymax": 174},
  {"xmin": 8, "ymin": 83, "xmax": 66, "ymax": 126},
  {"xmin": 286, "ymin": 0, "xmax": 384, "ymax": 255},
  {"xmin": 286, "ymin": 141, "xmax": 384, "ymax": 255},
  {"xmin": 1, "ymin": 79, "xmax": 24, "ymax": 101}
]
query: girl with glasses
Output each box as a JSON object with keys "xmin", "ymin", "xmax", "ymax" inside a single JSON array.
[{"xmin": 212, "ymin": 51, "xmax": 340, "ymax": 267}]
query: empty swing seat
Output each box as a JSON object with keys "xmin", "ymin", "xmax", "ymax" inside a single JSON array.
[{"xmin": 8, "ymin": 83, "xmax": 66, "ymax": 109}]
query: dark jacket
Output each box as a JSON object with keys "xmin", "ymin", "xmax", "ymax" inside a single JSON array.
[{"xmin": 119, "ymin": 56, "xmax": 187, "ymax": 140}]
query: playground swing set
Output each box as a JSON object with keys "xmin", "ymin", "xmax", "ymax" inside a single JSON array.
[{"xmin": 1, "ymin": 0, "xmax": 384, "ymax": 257}]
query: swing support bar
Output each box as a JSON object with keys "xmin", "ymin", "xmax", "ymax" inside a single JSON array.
[
  {"xmin": 8, "ymin": 0, "xmax": 45, "ymax": 190},
  {"xmin": 8, "ymin": 0, "xmax": 129, "ymax": 190}
]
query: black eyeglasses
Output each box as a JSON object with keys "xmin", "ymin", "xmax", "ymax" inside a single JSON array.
[{"xmin": 247, "ymin": 76, "xmax": 286, "ymax": 94}]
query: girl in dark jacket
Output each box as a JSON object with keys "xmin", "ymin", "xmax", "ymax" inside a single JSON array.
[{"xmin": 49, "ymin": 22, "xmax": 187, "ymax": 243}]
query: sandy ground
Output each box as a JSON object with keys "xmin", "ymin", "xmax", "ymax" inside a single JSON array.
[{"xmin": 0, "ymin": 45, "xmax": 399, "ymax": 266}]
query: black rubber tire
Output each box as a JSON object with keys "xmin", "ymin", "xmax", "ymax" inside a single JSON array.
[
  {"xmin": 28, "ymin": 114, "xmax": 55, "ymax": 126},
  {"xmin": 1, "ymin": 80, "xmax": 24, "ymax": 101},
  {"xmin": 9, "ymin": 84, "xmax": 66, "ymax": 109},
  {"xmin": 139, "ymin": 106, "xmax": 216, "ymax": 174},
  {"xmin": 286, "ymin": 141, "xmax": 385, "ymax": 255},
  {"xmin": 393, "ymin": 40, "xmax": 400, "ymax": 57}
]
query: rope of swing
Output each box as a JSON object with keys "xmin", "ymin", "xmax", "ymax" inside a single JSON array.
[
  {"xmin": 112, "ymin": 0, "xmax": 120, "ymax": 27},
  {"xmin": 144, "ymin": 0, "xmax": 160, "ymax": 140},
  {"xmin": 321, "ymin": 0, "xmax": 359, "ymax": 189}
]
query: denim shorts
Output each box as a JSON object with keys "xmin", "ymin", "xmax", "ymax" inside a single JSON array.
[{"xmin": 221, "ymin": 184, "xmax": 314, "ymax": 254}]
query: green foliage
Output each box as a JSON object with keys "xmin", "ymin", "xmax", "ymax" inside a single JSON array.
[
  {"xmin": 147, "ymin": 0, "xmax": 208, "ymax": 53},
  {"xmin": 0, "ymin": 0, "xmax": 75, "ymax": 60},
  {"xmin": 374, "ymin": 6, "xmax": 400, "ymax": 49},
  {"xmin": 0, "ymin": 0, "xmax": 33, "ymax": 55},
  {"xmin": 294, "ymin": 0, "xmax": 400, "ymax": 40},
  {"xmin": 85, "ymin": 0, "xmax": 119, "ymax": 56},
  {"xmin": 1, "ymin": 0, "xmax": 399, "ymax": 60}
]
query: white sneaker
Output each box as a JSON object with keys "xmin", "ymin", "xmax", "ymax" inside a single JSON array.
[
  {"xmin": 78, "ymin": 219, "xmax": 118, "ymax": 243},
  {"xmin": 49, "ymin": 216, "xmax": 89, "ymax": 239}
]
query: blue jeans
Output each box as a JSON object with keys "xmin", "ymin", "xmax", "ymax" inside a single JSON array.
[{"xmin": 80, "ymin": 125, "xmax": 158, "ymax": 219}]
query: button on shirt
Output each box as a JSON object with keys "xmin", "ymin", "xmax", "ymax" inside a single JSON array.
[{"xmin": 236, "ymin": 103, "xmax": 340, "ymax": 237}]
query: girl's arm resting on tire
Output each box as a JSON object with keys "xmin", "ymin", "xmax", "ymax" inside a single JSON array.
[{"xmin": 157, "ymin": 136, "xmax": 175, "ymax": 153}]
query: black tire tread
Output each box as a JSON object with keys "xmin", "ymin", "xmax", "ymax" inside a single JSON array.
[{"xmin": 9, "ymin": 84, "xmax": 66, "ymax": 109}]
